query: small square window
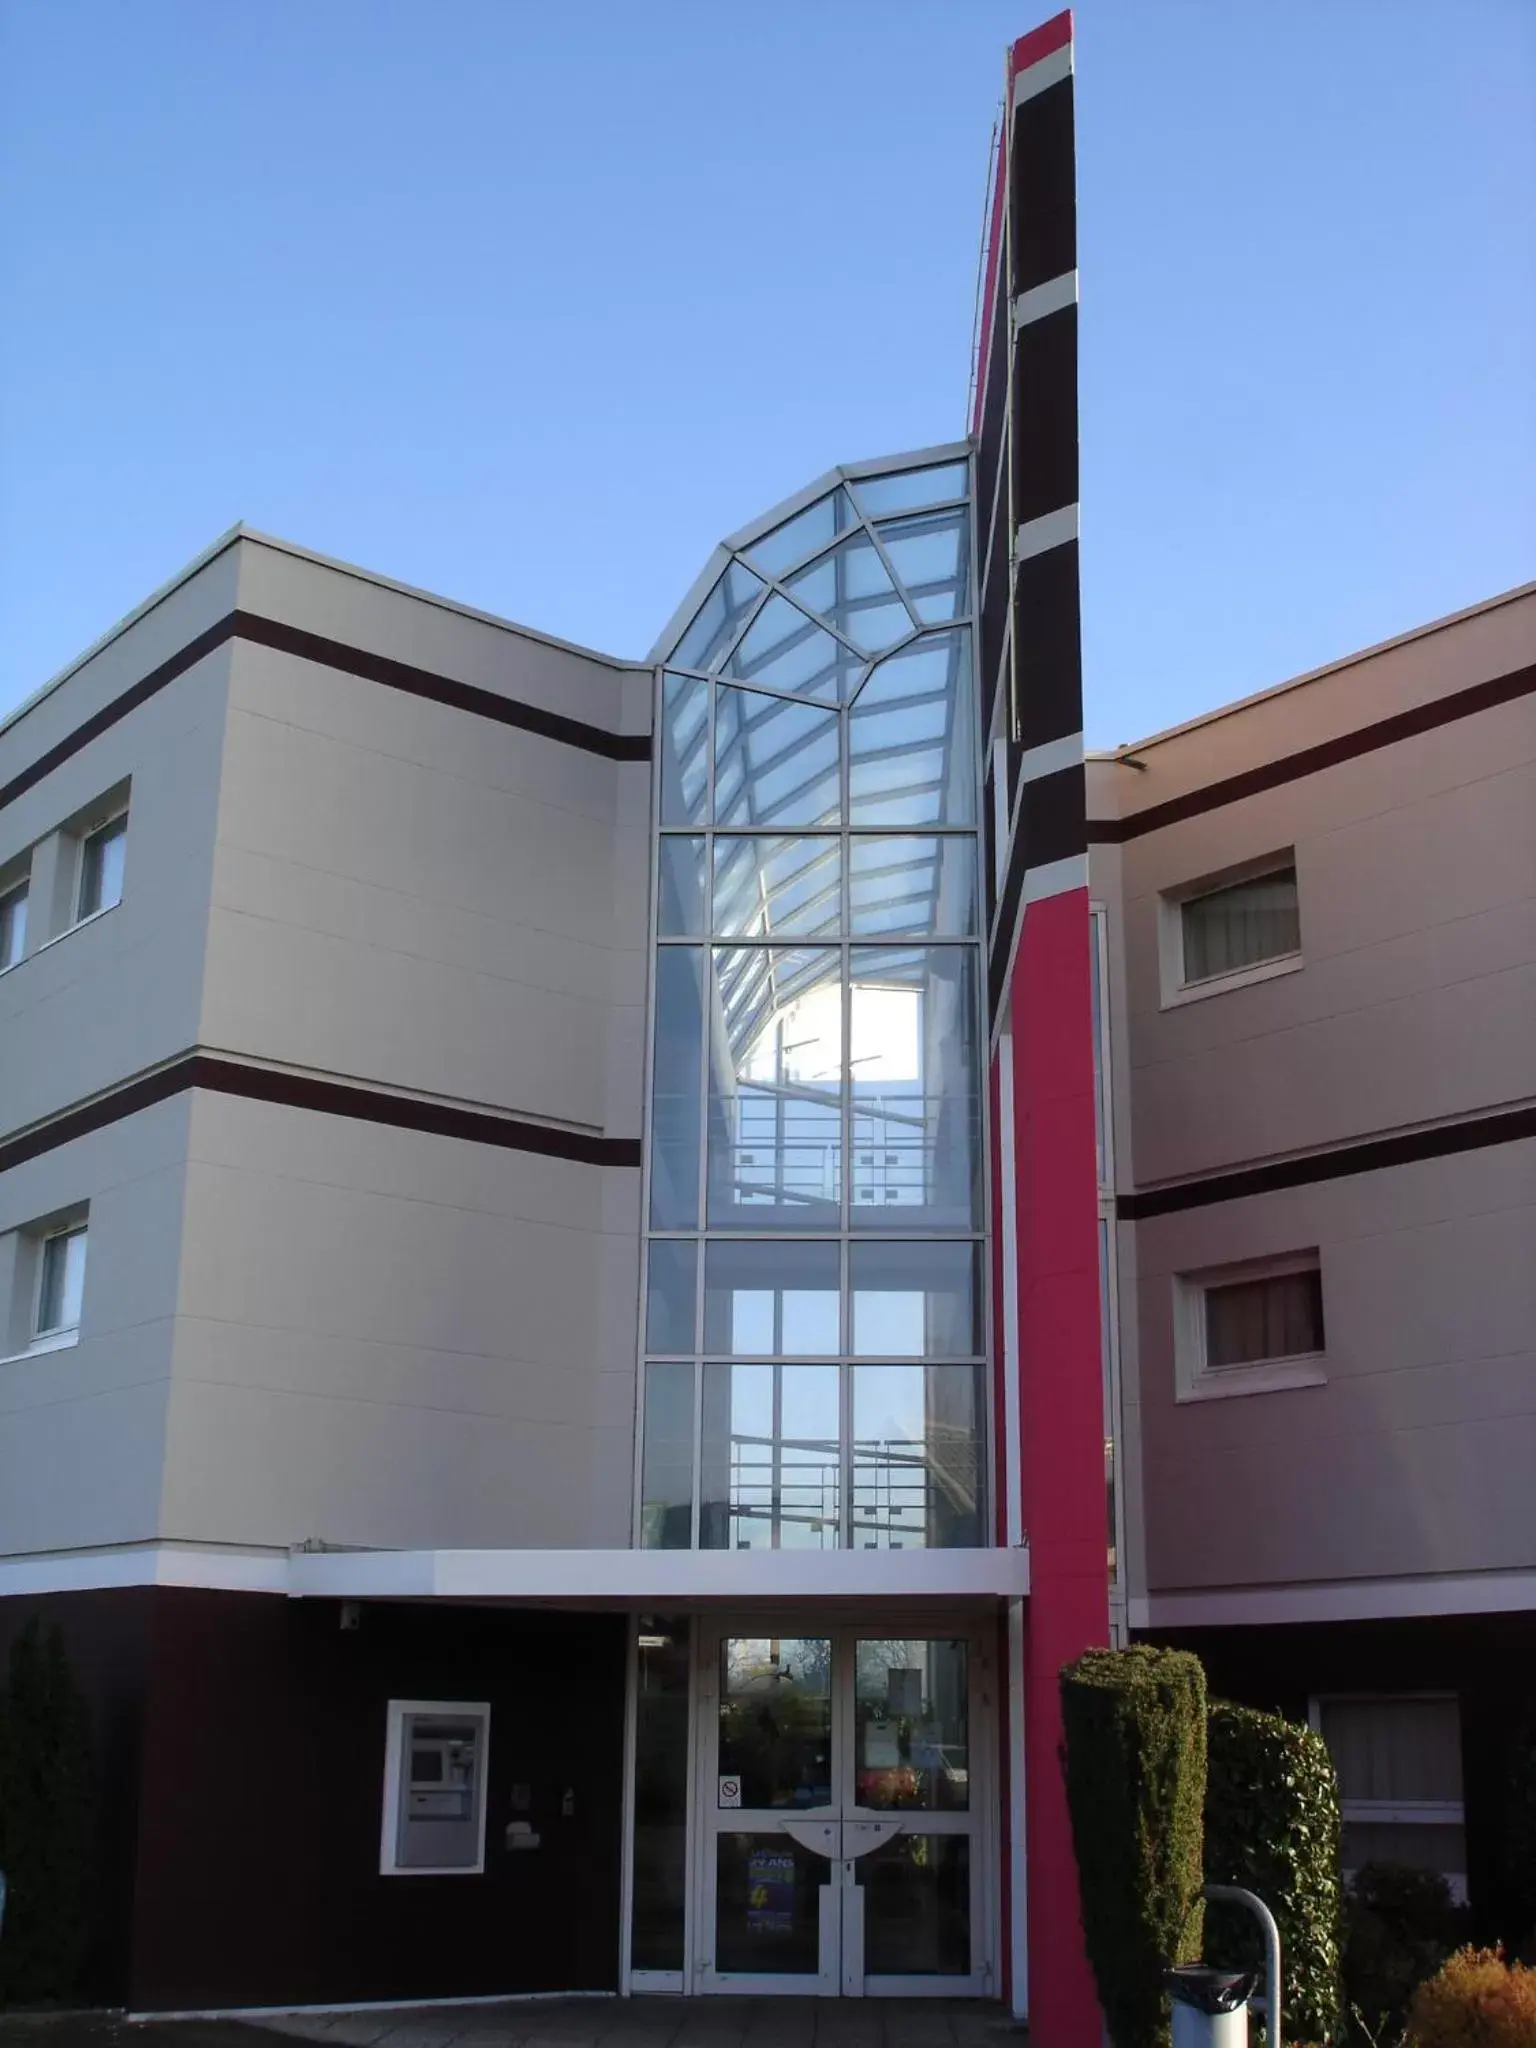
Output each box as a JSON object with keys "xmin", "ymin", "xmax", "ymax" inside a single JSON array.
[
  {"xmin": 1161, "ymin": 857, "xmax": 1303, "ymax": 1005},
  {"xmin": 1174, "ymin": 1253, "xmax": 1326, "ymax": 1401},
  {"xmin": 36, "ymin": 1225, "xmax": 88, "ymax": 1342},
  {"xmin": 1181, "ymin": 865, "xmax": 1298, "ymax": 984},
  {"xmin": 0, "ymin": 882, "xmax": 26, "ymax": 970},
  {"xmin": 77, "ymin": 814, "xmax": 127, "ymax": 922},
  {"xmin": 380, "ymin": 1700, "xmax": 490, "ymax": 1874}
]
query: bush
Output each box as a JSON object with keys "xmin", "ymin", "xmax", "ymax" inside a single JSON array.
[
  {"xmin": 0, "ymin": 1620, "xmax": 94, "ymax": 2006},
  {"xmin": 1203, "ymin": 1700, "xmax": 1345, "ymax": 2046},
  {"xmin": 1406, "ymin": 1945, "xmax": 1536, "ymax": 2047},
  {"xmin": 1345, "ymin": 1864, "xmax": 1473, "ymax": 2037},
  {"xmin": 1061, "ymin": 1645, "xmax": 1208, "ymax": 2048}
]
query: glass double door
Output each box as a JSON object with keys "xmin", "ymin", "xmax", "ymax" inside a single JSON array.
[{"xmin": 698, "ymin": 1627, "xmax": 986, "ymax": 1996}]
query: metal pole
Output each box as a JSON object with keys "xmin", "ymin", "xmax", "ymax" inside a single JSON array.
[{"xmin": 1203, "ymin": 1884, "xmax": 1282, "ymax": 2048}]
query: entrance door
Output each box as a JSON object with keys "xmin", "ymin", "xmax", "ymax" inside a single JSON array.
[{"xmin": 697, "ymin": 1628, "xmax": 986, "ymax": 1996}]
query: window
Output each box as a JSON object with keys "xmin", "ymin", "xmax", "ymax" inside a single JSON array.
[
  {"xmin": 77, "ymin": 813, "xmax": 127, "ymax": 921},
  {"xmin": 1161, "ymin": 857, "xmax": 1302, "ymax": 1003},
  {"xmin": 380, "ymin": 1700, "xmax": 490, "ymax": 1874},
  {"xmin": 0, "ymin": 882, "xmax": 26, "ymax": 970},
  {"xmin": 1174, "ymin": 1252, "xmax": 1326, "ymax": 1400},
  {"xmin": 35, "ymin": 1224, "xmax": 88, "ymax": 1344},
  {"xmin": 1313, "ymin": 1696, "xmax": 1467, "ymax": 1901}
]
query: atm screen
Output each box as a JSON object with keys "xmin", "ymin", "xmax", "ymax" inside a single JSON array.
[{"xmin": 410, "ymin": 1748, "xmax": 445, "ymax": 1783}]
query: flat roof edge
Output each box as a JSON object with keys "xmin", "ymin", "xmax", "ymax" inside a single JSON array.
[
  {"xmin": 1, "ymin": 525, "xmax": 643, "ymax": 743},
  {"xmin": 1088, "ymin": 578, "xmax": 1536, "ymax": 765}
]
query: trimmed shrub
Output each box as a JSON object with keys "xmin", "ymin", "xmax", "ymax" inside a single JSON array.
[
  {"xmin": 1344, "ymin": 1864, "xmax": 1472, "ymax": 2037},
  {"xmin": 0, "ymin": 1620, "xmax": 94, "ymax": 2006},
  {"xmin": 1406, "ymin": 1945, "xmax": 1536, "ymax": 2048},
  {"xmin": 1203, "ymin": 1699, "xmax": 1344, "ymax": 2045},
  {"xmin": 1061, "ymin": 1645, "xmax": 1208, "ymax": 2048}
]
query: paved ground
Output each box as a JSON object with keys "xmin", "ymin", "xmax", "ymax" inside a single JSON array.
[
  {"xmin": 0, "ymin": 2004, "xmax": 1023, "ymax": 2048},
  {"xmin": 257, "ymin": 2001, "xmax": 1023, "ymax": 2047}
]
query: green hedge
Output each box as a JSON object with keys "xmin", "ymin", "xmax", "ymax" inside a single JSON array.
[
  {"xmin": 1061, "ymin": 1645, "xmax": 1208, "ymax": 2048},
  {"xmin": 1203, "ymin": 1699, "xmax": 1344, "ymax": 2045},
  {"xmin": 0, "ymin": 1620, "xmax": 94, "ymax": 2006}
]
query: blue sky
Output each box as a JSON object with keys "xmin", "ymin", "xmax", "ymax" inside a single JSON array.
[{"xmin": 1, "ymin": 0, "xmax": 1532, "ymax": 745}]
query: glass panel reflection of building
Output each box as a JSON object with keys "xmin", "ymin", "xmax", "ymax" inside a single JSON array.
[{"xmin": 642, "ymin": 455, "xmax": 985, "ymax": 1552}]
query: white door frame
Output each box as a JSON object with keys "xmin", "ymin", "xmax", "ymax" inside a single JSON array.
[{"xmin": 691, "ymin": 1615, "xmax": 996, "ymax": 1998}]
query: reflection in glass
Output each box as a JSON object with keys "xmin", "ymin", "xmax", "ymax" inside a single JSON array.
[
  {"xmin": 657, "ymin": 834, "xmax": 706, "ymax": 938},
  {"xmin": 857, "ymin": 1835, "xmax": 971, "ymax": 1975},
  {"xmin": 714, "ymin": 686, "xmax": 840, "ymax": 831},
  {"xmin": 640, "ymin": 1362, "xmax": 695, "ymax": 1549},
  {"xmin": 659, "ymin": 674, "xmax": 708, "ymax": 827},
  {"xmin": 852, "ymin": 1364, "xmax": 983, "ymax": 1549},
  {"xmin": 876, "ymin": 509, "xmax": 971, "ymax": 624},
  {"xmin": 715, "ymin": 1834, "xmax": 828, "ymax": 1975},
  {"xmin": 713, "ymin": 836, "xmax": 840, "ymax": 940},
  {"xmin": 742, "ymin": 488, "xmax": 859, "ymax": 580},
  {"xmin": 722, "ymin": 595, "xmax": 860, "ymax": 702},
  {"xmin": 645, "ymin": 1240, "xmax": 697, "ymax": 1354},
  {"xmin": 704, "ymin": 1241, "xmax": 840, "ymax": 1354},
  {"xmin": 849, "ymin": 947, "xmax": 980, "ymax": 1229},
  {"xmin": 718, "ymin": 1638, "xmax": 832, "ymax": 1808},
  {"xmin": 849, "ymin": 629, "xmax": 975, "ymax": 828},
  {"xmin": 850, "ymin": 462, "xmax": 969, "ymax": 519},
  {"xmin": 854, "ymin": 1639, "xmax": 969, "ymax": 1811},
  {"xmin": 787, "ymin": 535, "xmax": 913, "ymax": 654},
  {"xmin": 649, "ymin": 948, "xmax": 704, "ymax": 1229},
  {"xmin": 631, "ymin": 1620, "xmax": 691, "ymax": 1970},
  {"xmin": 702, "ymin": 1363, "xmax": 840, "ymax": 1550},
  {"xmin": 673, "ymin": 562, "xmax": 766, "ymax": 672},
  {"xmin": 849, "ymin": 835, "xmax": 977, "ymax": 937},
  {"xmin": 849, "ymin": 1242, "xmax": 980, "ymax": 1356},
  {"xmin": 707, "ymin": 947, "xmax": 842, "ymax": 1229}
]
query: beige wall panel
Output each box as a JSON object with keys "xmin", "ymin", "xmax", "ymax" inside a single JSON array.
[
  {"xmin": 233, "ymin": 537, "xmax": 638, "ymax": 735},
  {"xmin": 1133, "ymin": 1139, "xmax": 1536, "ymax": 1591}
]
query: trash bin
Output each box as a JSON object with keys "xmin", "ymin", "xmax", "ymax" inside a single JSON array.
[{"xmin": 1166, "ymin": 1965, "xmax": 1257, "ymax": 2048}]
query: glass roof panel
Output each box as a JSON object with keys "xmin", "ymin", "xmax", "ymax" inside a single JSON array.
[
  {"xmin": 713, "ymin": 684, "xmax": 841, "ymax": 831},
  {"xmin": 742, "ymin": 488, "xmax": 860, "ymax": 580},
  {"xmin": 721, "ymin": 593, "xmax": 862, "ymax": 702},
  {"xmin": 714, "ymin": 835, "xmax": 841, "ymax": 940},
  {"xmin": 876, "ymin": 509, "xmax": 970, "ymax": 624},
  {"xmin": 848, "ymin": 629, "xmax": 975, "ymax": 829},
  {"xmin": 672, "ymin": 561, "xmax": 767, "ymax": 673},
  {"xmin": 786, "ymin": 535, "xmax": 914, "ymax": 655},
  {"xmin": 849, "ymin": 834, "xmax": 977, "ymax": 938},
  {"xmin": 849, "ymin": 462, "xmax": 969, "ymax": 519},
  {"xmin": 659, "ymin": 672, "xmax": 708, "ymax": 827}
]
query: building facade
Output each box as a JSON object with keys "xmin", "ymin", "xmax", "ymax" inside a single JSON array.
[
  {"xmin": 1, "ymin": 7, "xmax": 1530, "ymax": 2028},
  {"xmin": 1091, "ymin": 579, "xmax": 1536, "ymax": 1940}
]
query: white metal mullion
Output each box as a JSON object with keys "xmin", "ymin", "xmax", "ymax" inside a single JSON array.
[{"xmin": 860, "ymin": 512, "xmax": 926, "ymax": 637}]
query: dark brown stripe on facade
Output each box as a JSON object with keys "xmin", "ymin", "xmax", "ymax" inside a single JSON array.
[
  {"xmin": 0, "ymin": 611, "xmax": 649, "ymax": 813},
  {"xmin": 1010, "ymin": 75, "xmax": 1076, "ymax": 293},
  {"xmin": 1012, "ymin": 305, "xmax": 1078, "ymax": 525},
  {"xmin": 0, "ymin": 616, "xmax": 240, "ymax": 812},
  {"xmin": 1014, "ymin": 538, "xmax": 1083, "ymax": 750},
  {"xmin": 1118, "ymin": 1103, "xmax": 1536, "ymax": 1219},
  {"xmin": 0, "ymin": 1055, "xmax": 642, "ymax": 1177},
  {"xmin": 1019, "ymin": 761, "xmax": 1087, "ymax": 873},
  {"xmin": 1089, "ymin": 658, "xmax": 1536, "ymax": 845}
]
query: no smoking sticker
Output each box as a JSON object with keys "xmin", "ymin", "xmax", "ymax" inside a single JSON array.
[{"xmin": 718, "ymin": 1775, "xmax": 742, "ymax": 1809}]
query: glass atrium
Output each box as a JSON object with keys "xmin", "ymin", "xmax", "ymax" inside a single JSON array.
[{"xmin": 640, "ymin": 450, "xmax": 986, "ymax": 1554}]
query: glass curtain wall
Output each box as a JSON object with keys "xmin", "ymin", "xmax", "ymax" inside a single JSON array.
[{"xmin": 642, "ymin": 455, "xmax": 987, "ymax": 1553}]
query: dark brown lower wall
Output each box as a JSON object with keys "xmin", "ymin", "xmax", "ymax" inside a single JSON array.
[
  {"xmin": 0, "ymin": 1587, "xmax": 628, "ymax": 2011},
  {"xmin": 0, "ymin": 1587, "xmax": 156, "ymax": 2004},
  {"xmin": 1144, "ymin": 1610, "xmax": 1536, "ymax": 1947}
]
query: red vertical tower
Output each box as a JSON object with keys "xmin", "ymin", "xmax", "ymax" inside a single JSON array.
[{"xmin": 976, "ymin": 14, "xmax": 1110, "ymax": 2042}]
